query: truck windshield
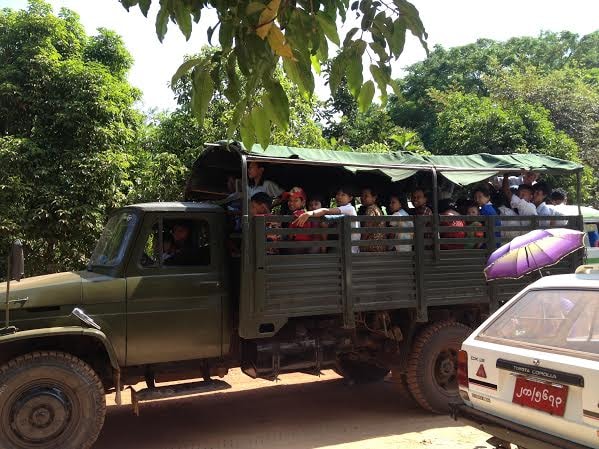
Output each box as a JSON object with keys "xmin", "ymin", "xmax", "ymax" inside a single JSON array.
[{"xmin": 89, "ymin": 211, "xmax": 138, "ymax": 267}]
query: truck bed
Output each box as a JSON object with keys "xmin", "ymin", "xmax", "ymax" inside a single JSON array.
[{"xmin": 238, "ymin": 214, "xmax": 582, "ymax": 338}]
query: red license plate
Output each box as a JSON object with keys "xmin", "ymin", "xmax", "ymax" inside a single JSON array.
[{"xmin": 512, "ymin": 377, "xmax": 568, "ymax": 416}]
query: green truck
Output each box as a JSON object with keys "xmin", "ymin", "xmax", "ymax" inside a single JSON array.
[{"xmin": 0, "ymin": 142, "xmax": 584, "ymax": 449}]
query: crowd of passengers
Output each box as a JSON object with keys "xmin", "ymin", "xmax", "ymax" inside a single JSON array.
[{"xmin": 242, "ymin": 161, "xmax": 577, "ymax": 254}]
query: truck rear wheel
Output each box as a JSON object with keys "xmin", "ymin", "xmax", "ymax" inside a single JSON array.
[
  {"xmin": 406, "ymin": 320, "xmax": 471, "ymax": 413},
  {"xmin": 389, "ymin": 370, "xmax": 414, "ymax": 402},
  {"xmin": 0, "ymin": 351, "xmax": 106, "ymax": 449},
  {"xmin": 335, "ymin": 352, "xmax": 390, "ymax": 383}
]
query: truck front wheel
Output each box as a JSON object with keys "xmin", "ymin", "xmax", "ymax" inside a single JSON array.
[
  {"xmin": 406, "ymin": 320, "xmax": 471, "ymax": 413},
  {"xmin": 0, "ymin": 351, "xmax": 106, "ymax": 449}
]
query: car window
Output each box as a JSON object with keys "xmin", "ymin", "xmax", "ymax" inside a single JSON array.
[
  {"xmin": 139, "ymin": 218, "xmax": 211, "ymax": 268},
  {"xmin": 479, "ymin": 289, "xmax": 599, "ymax": 354}
]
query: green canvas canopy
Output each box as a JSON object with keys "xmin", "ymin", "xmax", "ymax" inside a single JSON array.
[
  {"xmin": 245, "ymin": 144, "xmax": 583, "ymax": 186},
  {"xmin": 245, "ymin": 144, "xmax": 428, "ymax": 182}
]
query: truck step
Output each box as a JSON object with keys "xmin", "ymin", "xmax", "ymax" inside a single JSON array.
[{"xmin": 129, "ymin": 379, "xmax": 231, "ymax": 415}]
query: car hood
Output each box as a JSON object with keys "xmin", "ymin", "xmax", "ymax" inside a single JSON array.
[{"xmin": 0, "ymin": 271, "xmax": 107, "ymax": 309}]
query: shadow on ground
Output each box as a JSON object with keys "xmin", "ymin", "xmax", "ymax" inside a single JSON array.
[{"xmin": 95, "ymin": 374, "xmax": 485, "ymax": 449}]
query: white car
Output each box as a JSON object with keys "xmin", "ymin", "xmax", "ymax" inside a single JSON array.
[{"xmin": 451, "ymin": 264, "xmax": 599, "ymax": 449}]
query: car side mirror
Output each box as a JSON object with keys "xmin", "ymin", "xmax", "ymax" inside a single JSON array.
[{"xmin": 9, "ymin": 240, "xmax": 24, "ymax": 282}]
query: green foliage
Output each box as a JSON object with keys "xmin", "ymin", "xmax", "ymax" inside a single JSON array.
[
  {"xmin": 429, "ymin": 90, "xmax": 579, "ymax": 158},
  {"xmin": 486, "ymin": 66, "xmax": 599, "ymax": 173},
  {"xmin": 83, "ymin": 28, "xmax": 134, "ymax": 79},
  {"xmin": 119, "ymin": 0, "xmax": 428, "ymax": 148},
  {"xmin": 0, "ymin": 1, "xmax": 141, "ymax": 277},
  {"xmin": 389, "ymin": 31, "xmax": 599, "ymax": 146},
  {"xmin": 148, "ymin": 52, "xmax": 328, "ymax": 159}
]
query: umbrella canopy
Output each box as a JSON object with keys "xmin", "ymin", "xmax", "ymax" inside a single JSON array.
[{"xmin": 484, "ymin": 228, "xmax": 585, "ymax": 281}]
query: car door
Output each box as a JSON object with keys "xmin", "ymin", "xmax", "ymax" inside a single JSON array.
[{"xmin": 125, "ymin": 211, "xmax": 225, "ymax": 365}]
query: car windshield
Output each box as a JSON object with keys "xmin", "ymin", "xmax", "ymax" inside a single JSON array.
[
  {"xmin": 479, "ymin": 288, "xmax": 599, "ymax": 355},
  {"xmin": 89, "ymin": 211, "xmax": 138, "ymax": 267}
]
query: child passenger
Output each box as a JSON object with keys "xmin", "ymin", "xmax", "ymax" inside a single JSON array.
[
  {"xmin": 283, "ymin": 187, "xmax": 313, "ymax": 254},
  {"xmin": 387, "ymin": 194, "xmax": 413, "ymax": 252},
  {"xmin": 293, "ymin": 185, "xmax": 360, "ymax": 253},
  {"xmin": 464, "ymin": 200, "xmax": 484, "ymax": 249},
  {"xmin": 359, "ymin": 187, "xmax": 386, "ymax": 252},
  {"xmin": 411, "ymin": 188, "xmax": 433, "ymax": 216}
]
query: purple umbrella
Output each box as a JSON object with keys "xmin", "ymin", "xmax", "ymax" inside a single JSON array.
[{"xmin": 484, "ymin": 228, "xmax": 585, "ymax": 281}]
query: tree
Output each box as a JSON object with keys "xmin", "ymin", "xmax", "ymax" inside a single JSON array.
[
  {"xmin": 388, "ymin": 31, "xmax": 599, "ymax": 145},
  {"xmin": 119, "ymin": 0, "xmax": 428, "ymax": 148},
  {"xmin": 320, "ymin": 79, "xmax": 426, "ymax": 153},
  {"xmin": 428, "ymin": 89, "xmax": 579, "ymax": 158},
  {"xmin": 0, "ymin": 1, "xmax": 142, "ymax": 276},
  {"xmin": 486, "ymin": 66, "xmax": 599, "ymax": 175}
]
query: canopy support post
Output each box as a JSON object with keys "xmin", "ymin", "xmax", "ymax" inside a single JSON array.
[
  {"xmin": 431, "ymin": 167, "xmax": 439, "ymax": 262},
  {"xmin": 576, "ymin": 171, "xmax": 583, "ymax": 230}
]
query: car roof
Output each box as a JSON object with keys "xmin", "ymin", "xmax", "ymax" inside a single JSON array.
[
  {"xmin": 125, "ymin": 202, "xmax": 223, "ymax": 213},
  {"xmin": 525, "ymin": 270, "xmax": 599, "ymax": 290}
]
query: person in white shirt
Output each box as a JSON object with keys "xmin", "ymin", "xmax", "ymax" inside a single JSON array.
[
  {"xmin": 387, "ymin": 193, "xmax": 413, "ymax": 252},
  {"xmin": 293, "ymin": 185, "xmax": 360, "ymax": 253},
  {"xmin": 533, "ymin": 181, "xmax": 565, "ymax": 227},
  {"xmin": 247, "ymin": 161, "xmax": 284, "ymax": 200},
  {"xmin": 502, "ymin": 175, "xmax": 537, "ymax": 217}
]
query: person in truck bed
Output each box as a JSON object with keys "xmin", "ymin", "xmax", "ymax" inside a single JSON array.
[
  {"xmin": 283, "ymin": 186, "xmax": 314, "ymax": 254},
  {"xmin": 293, "ymin": 185, "xmax": 360, "ymax": 254},
  {"xmin": 387, "ymin": 193, "xmax": 413, "ymax": 252},
  {"xmin": 247, "ymin": 161, "xmax": 284, "ymax": 203},
  {"xmin": 359, "ymin": 187, "xmax": 386, "ymax": 252}
]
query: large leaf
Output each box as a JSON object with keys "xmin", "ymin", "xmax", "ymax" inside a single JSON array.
[
  {"xmin": 173, "ymin": 2, "xmax": 192, "ymax": 40},
  {"xmin": 223, "ymin": 53, "xmax": 241, "ymax": 103},
  {"xmin": 256, "ymin": 0, "xmax": 281, "ymax": 39},
  {"xmin": 262, "ymin": 81, "xmax": 289, "ymax": 130},
  {"xmin": 138, "ymin": 0, "xmax": 151, "ymax": 17},
  {"xmin": 346, "ymin": 55, "xmax": 363, "ymax": 97},
  {"xmin": 219, "ymin": 21, "xmax": 234, "ymax": 51},
  {"xmin": 315, "ymin": 12, "xmax": 340, "ymax": 46},
  {"xmin": 393, "ymin": 0, "xmax": 429, "ymax": 52},
  {"xmin": 370, "ymin": 64, "xmax": 389, "ymax": 101},
  {"xmin": 329, "ymin": 52, "xmax": 348, "ymax": 95},
  {"xmin": 191, "ymin": 66, "xmax": 215, "ymax": 124},
  {"xmin": 267, "ymin": 26, "xmax": 294, "ymax": 59},
  {"xmin": 227, "ymin": 101, "xmax": 247, "ymax": 137},
  {"xmin": 282, "ymin": 58, "xmax": 313, "ymax": 95},
  {"xmin": 358, "ymin": 80, "xmax": 375, "ymax": 113},
  {"xmin": 155, "ymin": 3, "xmax": 169, "ymax": 43},
  {"xmin": 240, "ymin": 112, "xmax": 256, "ymax": 151},
  {"xmin": 389, "ymin": 19, "xmax": 407, "ymax": 57},
  {"xmin": 171, "ymin": 57, "xmax": 204, "ymax": 86},
  {"xmin": 251, "ymin": 105, "xmax": 271, "ymax": 149}
]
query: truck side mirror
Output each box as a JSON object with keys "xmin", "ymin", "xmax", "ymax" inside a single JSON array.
[{"xmin": 10, "ymin": 240, "xmax": 24, "ymax": 281}]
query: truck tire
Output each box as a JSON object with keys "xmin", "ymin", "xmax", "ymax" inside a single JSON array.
[
  {"xmin": 406, "ymin": 320, "xmax": 471, "ymax": 413},
  {"xmin": 0, "ymin": 351, "xmax": 106, "ymax": 449},
  {"xmin": 389, "ymin": 370, "xmax": 414, "ymax": 402},
  {"xmin": 335, "ymin": 352, "xmax": 390, "ymax": 383}
]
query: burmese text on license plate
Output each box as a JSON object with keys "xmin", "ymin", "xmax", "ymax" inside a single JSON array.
[{"xmin": 512, "ymin": 377, "xmax": 568, "ymax": 416}]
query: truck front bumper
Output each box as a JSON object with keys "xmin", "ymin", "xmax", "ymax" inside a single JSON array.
[{"xmin": 449, "ymin": 402, "xmax": 593, "ymax": 449}]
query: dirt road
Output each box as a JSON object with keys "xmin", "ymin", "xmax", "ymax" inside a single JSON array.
[{"xmin": 95, "ymin": 369, "xmax": 492, "ymax": 449}]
